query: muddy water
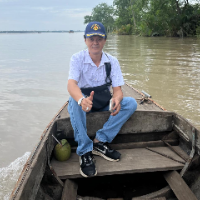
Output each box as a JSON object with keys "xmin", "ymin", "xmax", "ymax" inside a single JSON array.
[
  {"xmin": 0, "ymin": 33, "xmax": 200, "ymax": 199},
  {"xmin": 105, "ymin": 35, "xmax": 200, "ymax": 129}
]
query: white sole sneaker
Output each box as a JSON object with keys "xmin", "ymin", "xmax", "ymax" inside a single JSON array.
[
  {"xmin": 80, "ymin": 168, "xmax": 97, "ymax": 178},
  {"xmin": 92, "ymin": 150, "xmax": 119, "ymax": 162}
]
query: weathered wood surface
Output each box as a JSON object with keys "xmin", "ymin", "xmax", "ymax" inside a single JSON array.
[
  {"xmin": 173, "ymin": 113, "xmax": 200, "ymax": 154},
  {"xmin": 58, "ymin": 84, "xmax": 165, "ymax": 120},
  {"xmin": 71, "ymin": 140, "xmax": 179, "ymax": 153},
  {"xmin": 10, "ymin": 122, "xmax": 57, "ymax": 200},
  {"xmin": 61, "ymin": 179, "xmax": 78, "ymax": 200},
  {"xmin": 35, "ymin": 186, "xmax": 54, "ymax": 200},
  {"xmin": 51, "ymin": 147, "xmax": 185, "ymax": 179},
  {"xmin": 77, "ymin": 196, "xmax": 105, "ymax": 200},
  {"xmin": 132, "ymin": 186, "xmax": 172, "ymax": 200},
  {"xmin": 57, "ymin": 110, "xmax": 174, "ymax": 139},
  {"xmin": 112, "ymin": 132, "xmax": 171, "ymax": 144},
  {"xmin": 133, "ymin": 198, "xmax": 167, "ymax": 200},
  {"xmin": 103, "ymin": 140, "xmax": 179, "ymax": 150},
  {"xmin": 164, "ymin": 170, "xmax": 198, "ymax": 200},
  {"xmin": 162, "ymin": 140, "xmax": 189, "ymax": 161},
  {"xmin": 77, "ymin": 196, "xmax": 169, "ymax": 200},
  {"xmin": 107, "ymin": 198, "xmax": 124, "ymax": 200}
]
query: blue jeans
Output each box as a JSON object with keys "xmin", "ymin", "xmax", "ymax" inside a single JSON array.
[{"xmin": 68, "ymin": 96, "xmax": 137, "ymax": 156}]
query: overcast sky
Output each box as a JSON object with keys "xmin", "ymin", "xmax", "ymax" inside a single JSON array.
[{"xmin": 0, "ymin": 0, "xmax": 113, "ymax": 31}]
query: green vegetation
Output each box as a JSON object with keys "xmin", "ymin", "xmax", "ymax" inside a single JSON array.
[
  {"xmin": 84, "ymin": 0, "xmax": 200, "ymax": 37},
  {"xmin": 84, "ymin": 3, "xmax": 115, "ymax": 33}
]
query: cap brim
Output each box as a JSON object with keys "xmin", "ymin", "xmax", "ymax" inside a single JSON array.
[{"xmin": 85, "ymin": 32, "xmax": 106, "ymax": 38}]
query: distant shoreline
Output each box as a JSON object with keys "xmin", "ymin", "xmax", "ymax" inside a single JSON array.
[{"xmin": 0, "ymin": 31, "xmax": 83, "ymax": 34}]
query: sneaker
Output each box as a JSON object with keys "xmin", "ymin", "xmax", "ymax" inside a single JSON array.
[
  {"xmin": 92, "ymin": 142, "xmax": 121, "ymax": 162},
  {"xmin": 79, "ymin": 151, "xmax": 97, "ymax": 177}
]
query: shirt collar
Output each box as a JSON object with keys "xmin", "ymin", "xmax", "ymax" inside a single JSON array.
[
  {"xmin": 84, "ymin": 49, "xmax": 93, "ymax": 64},
  {"xmin": 84, "ymin": 49, "xmax": 110, "ymax": 67}
]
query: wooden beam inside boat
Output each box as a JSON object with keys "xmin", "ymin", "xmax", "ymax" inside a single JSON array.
[
  {"xmin": 51, "ymin": 146, "xmax": 185, "ymax": 179},
  {"xmin": 164, "ymin": 170, "xmax": 198, "ymax": 200},
  {"xmin": 61, "ymin": 179, "xmax": 78, "ymax": 200},
  {"xmin": 77, "ymin": 196, "xmax": 105, "ymax": 200},
  {"xmin": 56, "ymin": 110, "xmax": 174, "ymax": 139},
  {"xmin": 173, "ymin": 113, "xmax": 200, "ymax": 154}
]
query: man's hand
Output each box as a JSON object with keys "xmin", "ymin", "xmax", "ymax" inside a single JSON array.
[
  {"xmin": 110, "ymin": 98, "xmax": 121, "ymax": 116},
  {"xmin": 81, "ymin": 91, "xmax": 94, "ymax": 112},
  {"xmin": 110, "ymin": 86, "xmax": 123, "ymax": 116}
]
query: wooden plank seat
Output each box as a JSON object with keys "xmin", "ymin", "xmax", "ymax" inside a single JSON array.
[{"xmin": 51, "ymin": 146, "xmax": 185, "ymax": 179}]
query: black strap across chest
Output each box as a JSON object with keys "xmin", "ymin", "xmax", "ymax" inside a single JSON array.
[
  {"xmin": 104, "ymin": 53, "xmax": 112, "ymax": 86},
  {"xmin": 104, "ymin": 62, "xmax": 112, "ymax": 86}
]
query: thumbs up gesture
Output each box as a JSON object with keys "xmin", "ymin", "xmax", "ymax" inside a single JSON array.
[
  {"xmin": 81, "ymin": 91, "xmax": 94, "ymax": 112},
  {"xmin": 88, "ymin": 91, "xmax": 94, "ymax": 101}
]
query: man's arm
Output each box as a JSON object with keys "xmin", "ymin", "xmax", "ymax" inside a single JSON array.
[
  {"xmin": 67, "ymin": 79, "xmax": 84, "ymax": 102},
  {"xmin": 111, "ymin": 86, "xmax": 123, "ymax": 116},
  {"xmin": 67, "ymin": 79, "xmax": 93, "ymax": 112}
]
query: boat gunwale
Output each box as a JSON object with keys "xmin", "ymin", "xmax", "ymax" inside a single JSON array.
[
  {"xmin": 10, "ymin": 101, "xmax": 69, "ymax": 200},
  {"xmin": 125, "ymin": 83, "xmax": 167, "ymax": 111}
]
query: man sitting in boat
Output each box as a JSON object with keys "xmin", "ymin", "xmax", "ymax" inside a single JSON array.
[{"xmin": 67, "ymin": 21, "xmax": 137, "ymax": 178}]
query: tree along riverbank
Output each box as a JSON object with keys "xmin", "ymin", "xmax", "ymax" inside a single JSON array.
[{"xmin": 84, "ymin": 0, "xmax": 200, "ymax": 37}]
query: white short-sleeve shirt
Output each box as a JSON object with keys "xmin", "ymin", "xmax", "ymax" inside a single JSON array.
[{"xmin": 68, "ymin": 49, "xmax": 124, "ymax": 88}]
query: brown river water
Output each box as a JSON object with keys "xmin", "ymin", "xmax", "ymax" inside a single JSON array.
[
  {"xmin": 106, "ymin": 35, "xmax": 200, "ymax": 130},
  {"xmin": 0, "ymin": 33, "xmax": 200, "ymax": 199}
]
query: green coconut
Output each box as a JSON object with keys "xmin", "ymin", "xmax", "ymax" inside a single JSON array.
[{"xmin": 54, "ymin": 139, "xmax": 71, "ymax": 161}]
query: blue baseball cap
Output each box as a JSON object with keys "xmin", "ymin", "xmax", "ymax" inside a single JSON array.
[{"xmin": 85, "ymin": 21, "xmax": 106, "ymax": 38}]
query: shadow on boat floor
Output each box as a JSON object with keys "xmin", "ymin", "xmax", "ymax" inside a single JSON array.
[{"xmin": 73, "ymin": 172, "xmax": 168, "ymax": 200}]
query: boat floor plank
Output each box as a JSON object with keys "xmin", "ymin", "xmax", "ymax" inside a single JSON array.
[
  {"xmin": 61, "ymin": 179, "xmax": 78, "ymax": 200},
  {"xmin": 51, "ymin": 147, "xmax": 185, "ymax": 179},
  {"xmin": 77, "ymin": 196, "xmax": 105, "ymax": 200},
  {"xmin": 164, "ymin": 171, "xmax": 198, "ymax": 200}
]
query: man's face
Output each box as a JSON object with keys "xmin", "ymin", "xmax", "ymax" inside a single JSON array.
[{"xmin": 85, "ymin": 35, "xmax": 106, "ymax": 56}]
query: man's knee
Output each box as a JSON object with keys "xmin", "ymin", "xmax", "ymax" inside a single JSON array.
[{"xmin": 122, "ymin": 97, "xmax": 137, "ymax": 113}]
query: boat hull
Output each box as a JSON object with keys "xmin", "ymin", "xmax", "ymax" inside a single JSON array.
[{"xmin": 10, "ymin": 84, "xmax": 200, "ymax": 200}]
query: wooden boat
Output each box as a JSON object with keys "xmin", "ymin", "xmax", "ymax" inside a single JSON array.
[{"xmin": 10, "ymin": 84, "xmax": 200, "ymax": 200}]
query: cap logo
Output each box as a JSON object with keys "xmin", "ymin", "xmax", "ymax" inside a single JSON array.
[{"xmin": 91, "ymin": 24, "xmax": 101, "ymax": 31}]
